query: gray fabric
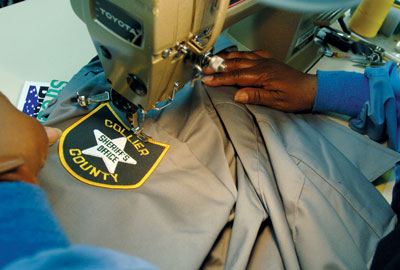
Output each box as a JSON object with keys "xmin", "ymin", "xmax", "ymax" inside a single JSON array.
[{"xmin": 40, "ymin": 60, "xmax": 400, "ymax": 269}]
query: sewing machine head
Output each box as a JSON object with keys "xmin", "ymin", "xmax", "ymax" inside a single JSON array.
[{"xmin": 70, "ymin": 0, "xmax": 358, "ymax": 115}]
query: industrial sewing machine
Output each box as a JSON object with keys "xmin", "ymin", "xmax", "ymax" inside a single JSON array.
[{"xmin": 70, "ymin": 0, "xmax": 344, "ymax": 138}]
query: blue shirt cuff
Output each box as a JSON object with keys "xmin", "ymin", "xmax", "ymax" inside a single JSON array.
[
  {"xmin": 313, "ymin": 70, "xmax": 370, "ymax": 116},
  {"xmin": 0, "ymin": 182, "xmax": 69, "ymax": 268}
]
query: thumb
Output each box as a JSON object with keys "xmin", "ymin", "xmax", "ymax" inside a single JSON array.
[
  {"xmin": 44, "ymin": 127, "xmax": 62, "ymax": 146},
  {"xmin": 234, "ymin": 88, "xmax": 279, "ymax": 107}
]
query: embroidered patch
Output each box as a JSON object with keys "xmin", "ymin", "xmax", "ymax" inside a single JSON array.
[{"xmin": 59, "ymin": 103, "xmax": 169, "ymax": 189}]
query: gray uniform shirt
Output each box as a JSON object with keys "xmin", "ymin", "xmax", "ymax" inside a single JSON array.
[{"xmin": 40, "ymin": 59, "xmax": 400, "ymax": 269}]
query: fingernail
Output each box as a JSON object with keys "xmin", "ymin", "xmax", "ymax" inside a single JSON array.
[
  {"xmin": 45, "ymin": 127, "xmax": 63, "ymax": 145},
  {"xmin": 234, "ymin": 92, "xmax": 248, "ymax": 103},
  {"xmin": 202, "ymin": 75, "xmax": 214, "ymax": 83}
]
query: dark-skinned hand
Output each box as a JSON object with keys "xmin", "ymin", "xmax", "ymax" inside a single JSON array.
[
  {"xmin": 0, "ymin": 92, "xmax": 62, "ymax": 185},
  {"xmin": 202, "ymin": 50, "xmax": 317, "ymax": 112}
]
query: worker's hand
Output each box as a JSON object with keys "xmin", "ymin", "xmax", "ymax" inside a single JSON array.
[
  {"xmin": 202, "ymin": 50, "xmax": 317, "ymax": 112},
  {"xmin": 0, "ymin": 92, "xmax": 62, "ymax": 185}
]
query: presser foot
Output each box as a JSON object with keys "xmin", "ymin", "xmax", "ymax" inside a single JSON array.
[{"xmin": 127, "ymin": 111, "xmax": 150, "ymax": 143}]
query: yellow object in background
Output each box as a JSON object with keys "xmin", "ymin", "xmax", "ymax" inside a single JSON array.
[{"xmin": 349, "ymin": 0, "xmax": 394, "ymax": 38}]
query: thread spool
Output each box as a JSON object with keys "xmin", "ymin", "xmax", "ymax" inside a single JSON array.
[
  {"xmin": 380, "ymin": 7, "xmax": 400, "ymax": 37},
  {"xmin": 349, "ymin": 0, "xmax": 394, "ymax": 38}
]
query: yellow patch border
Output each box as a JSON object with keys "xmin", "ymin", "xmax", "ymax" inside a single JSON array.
[{"xmin": 59, "ymin": 103, "xmax": 170, "ymax": 189}]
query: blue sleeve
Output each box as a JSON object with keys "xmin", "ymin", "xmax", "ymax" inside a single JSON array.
[
  {"xmin": 313, "ymin": 70, "xmax": 370, "ymax": 116},
  {"xmin": 313, "ymin": 62, "xmax": 400, "ymax": 148},
  {"xmin": 4, "ymin": 245, "xmax": 157, "ymax": 270},
  {"xmin": 0, "ymin": 182, "xmax": 156, "ymax": 270},
  {"xmin": 0, "ymin": 182, "xmax": 69, "ymax": 267}
]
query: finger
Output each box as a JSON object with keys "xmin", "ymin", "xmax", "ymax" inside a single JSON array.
[
  {"xmin": 203, "ymin": 58, "xmax": 258, "ymax": 75},
  {"xmin": 44, "ymin": 126, "xmax": 62, "ymax": 146},
  {"xmin": 203, "ymin": 66, "xmax": 214, "ymax": 74},
  {"xmin": 202, "ymin": 69, "xmax": 262, "ymax": 87},
  {"xmin": 252, "ymin": 50, "xmax": 271, "ymax": 58},
  {"xmin": 234, "ymin": 88, "xmax": 281, "ymax": 108},
  {"xmin": 223, "ymin": 58, "xmax": 259, "ymax": 72},
  {"xmin": 203, "ymin": 50, "xmax": 269, "ymax": 74}
]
